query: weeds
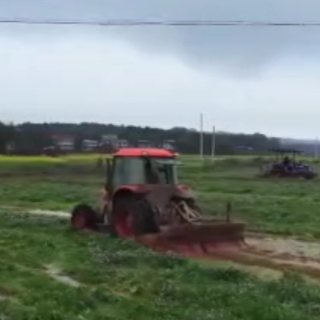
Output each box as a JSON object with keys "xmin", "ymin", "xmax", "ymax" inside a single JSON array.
[
  {"xmin": 2, "ymin": 156, "xmax": 320, "ymax": 318},
  {"xmin": 2, "ymin": 157, "xmax": 320, "ymax": 237},
  {"xmin": 1, "ymin": 211, "xmax": 320, "ymax": 319}
]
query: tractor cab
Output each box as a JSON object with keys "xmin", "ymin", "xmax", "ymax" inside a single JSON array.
[{"xmin": 106, "ymin": 148, "xmax": 180, "ymax": 193}]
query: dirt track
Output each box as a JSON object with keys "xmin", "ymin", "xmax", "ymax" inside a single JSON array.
[
  {"xmin": 5, "ymin": 207, "xmax": 320, "ymax": 280},
  {"xmin": 199, "ymin": 234, "xmax": 320, "ymax": 280},
  {"xmin": 140, "ymin": 231, "xmax": 320, "ymax": 280},
  {"xmin": 238, "ymin": 234, "xmax": 320, "ymax": 279}
]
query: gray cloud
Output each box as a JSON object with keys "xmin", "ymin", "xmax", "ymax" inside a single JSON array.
[
  {"xmin": 1, "ymin": 1, "xmax": 320, "ymax": 138},
  {"xmin": 1, "ymin": 0, "xmax": 320, "ymax": 74}
]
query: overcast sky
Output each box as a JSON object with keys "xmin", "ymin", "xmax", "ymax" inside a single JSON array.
[{"xmin": 1, "ymin": 1, "xmax": 320, "ymax": 138}]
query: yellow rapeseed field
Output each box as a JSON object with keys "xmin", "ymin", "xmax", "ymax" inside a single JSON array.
[{"xmin": 0, "ymin": 154, "xmax": 110, "ymax": 165}]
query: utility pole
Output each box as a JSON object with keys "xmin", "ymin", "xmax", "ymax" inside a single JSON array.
[
  {"xmin": 199, "ymin": 113, "xmax": 204, "ymax": 160},
  {"xmin": 211, "ymin": 125, "xmax": 216, "ymax": 162},
  {"xmin": 315, "ymin": 137, "xmax": 319, "ymax": 160}
]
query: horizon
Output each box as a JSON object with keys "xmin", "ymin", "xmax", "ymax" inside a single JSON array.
[{"xmin": 3, "ymin": 120, "xmax": 319, "ymax": 141}]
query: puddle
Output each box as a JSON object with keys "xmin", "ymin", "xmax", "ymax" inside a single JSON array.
[
  {"xmin": 0, "ymin": 206, "xmax": 69, "ymax": 218},
  {"xmin": 0, "ymin": 294, "xmax": 10, "ymax": 300},
  {"xmin": 0, "ymin": 286, "xmax": 16, "ymax": 300},
  {"xmin": 28, "ymin": 209, "xmax": 69, "ymax": 218},
  {"xmin": 44, "ymin": 264, "xmax": 81, "ymax": 288}
]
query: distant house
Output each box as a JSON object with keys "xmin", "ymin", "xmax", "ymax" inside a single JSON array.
[
  {"xmin": 101, "ymin": 134, "xmax": 118, "ymax": 143},
  {"xmin": 83, "ymin": 139, "xmax": 100, "ymax": 152},
  {"xmin": 162, "ymin": 140, "xmax": 175, "ymax": 151},
  {"xmin": 5, "ymin": 142, "xmax": 15, "ymax": 154},
  {"xmin": 233, "ymin": 146, "xmax": 253, "ymax": 154},
  {"xmin": 100, "ymin": 134, "xmax": 129, "ymax": 152},
  {"xmin": 52, "ymin": 135, "xmax": 75, "ymax": 152},
  {"xmin": 115, "ymin": 139, "xmax": 129, "ymax": 149}
]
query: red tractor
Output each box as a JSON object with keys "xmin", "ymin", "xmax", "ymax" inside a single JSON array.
[{"xmin": 71, "ymin": 148, "xmax": 245, "ymax": 255}]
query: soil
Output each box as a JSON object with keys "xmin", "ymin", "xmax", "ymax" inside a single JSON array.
[
  {"xmin": 240, "ymin": 234, "xmax": 320, "ymax": 278},
  {"xmin": 7, "ymin": 207, "xmax": 320, "ymax": 281},
  {"xmin": 0, "ymin": 286, "xmax": 16, "ymax": 300},
  {"xmin": 139, "ymin": 231, "xmax": 320, "ymax": 280}
]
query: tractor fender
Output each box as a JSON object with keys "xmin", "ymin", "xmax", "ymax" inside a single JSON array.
[
  {"xmin": 174, "ymin": 184, "xmax": 196, "ymax": 200},
  {"xmin": 112, "ymin": 186, "xmax": 146, "ymax": 208},
  {"xmin": 113, "ymin": 185, "xmax": 146, "ymax": 198}
]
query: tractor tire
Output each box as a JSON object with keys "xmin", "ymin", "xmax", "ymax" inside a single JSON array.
[
  {"xmin": 112, "ymin": 195, "xmax": 159, "ymax": 238},
  {"xmin": 110, "ymin": 195, "xmax": 134, "ymax": 238},
  {"xmin": 131, "ymin": 198, "xmax": 160, "ymax": 236},
  {"xmin": 304, "ymin": 173, "xmax": 315, "ymax": 180},
  {"xmin": 71, "ymin": 204, "xmax": 98, "ymax": 231}
]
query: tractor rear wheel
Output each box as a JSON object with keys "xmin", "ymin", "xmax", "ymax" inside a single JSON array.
[
  {"xmin": 71, "ymin": 204, "xmax": 98, "ymax": 231},
  {"xmin": 304, "ymin": 173, "xmax": 314, "ymax": 180},
  {"xmin": 112, "ymin": 195, "xmax": 159, "ymax": 238},
  {"xmin": 132, "ymin": 198, "xmax": 159, "ymax": 236}
]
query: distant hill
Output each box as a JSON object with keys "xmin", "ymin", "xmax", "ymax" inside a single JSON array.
[
  {"xmin": 0, "ymin": 122, "xmax": 281, "ymax": 155},
  {"xmin": 280, "ymin": 138, "xmax": 318, "ymax": 155}
]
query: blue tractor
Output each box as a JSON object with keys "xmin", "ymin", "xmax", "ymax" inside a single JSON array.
[{"xmin": 261, "ymin": 149, "xmax": 318, "ymax": 180}]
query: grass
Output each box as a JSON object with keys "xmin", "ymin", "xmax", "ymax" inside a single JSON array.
[
  {"xmin": 1, "ymin": 210, "xmax": 320, "ymax": 320},
  {"xmin": 2, "ymin": 154, "xmax": 320, "ymax": 318},
  {"xmin": 182, "ymin": 165, "xmax": 320, "ymax": 238},
  {"xmin": 1, "ymin": 154, "xmax": 320, "ymax": 238}
]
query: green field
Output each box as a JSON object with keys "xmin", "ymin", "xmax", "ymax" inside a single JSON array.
[
  {"xmin": 1, "ymin": 154, "xmax": 320, "ymax": 237},
  {"xmin": 1, "ymin": 154, "xmax": 320, "ymax": 319}
]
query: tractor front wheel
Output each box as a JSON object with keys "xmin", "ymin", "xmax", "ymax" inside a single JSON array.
[
  {"xmin": 71, "ymin": 204, "xmax": 98, "ymax": 231},
  {"xmin": 304, "ymin": 173, "xmax": 315, "ymax": 180}
]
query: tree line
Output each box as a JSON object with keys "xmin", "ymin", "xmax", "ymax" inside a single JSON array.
[{"xmin": 0, "ymin": 122, "xmax": 280, "ymax": 155}]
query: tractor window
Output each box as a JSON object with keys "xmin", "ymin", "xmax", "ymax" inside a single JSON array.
[
  {"xmin": 113, "ymin": 157, "xmax": 145, "ymax": 187},
  {"xmin": 158, "ymin": 164, "xmax": 177, "ymax": 184},
  {"xmin": 112, "ymin": 156, "xmax": 178, "ymax": 186},
  {"xmin": 147, "ymin": 158, "xmax": 178, "ymax": 184}
]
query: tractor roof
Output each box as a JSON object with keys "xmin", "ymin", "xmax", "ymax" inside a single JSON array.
[
  {"xmin": 114, "ymin": 148, "xmax": 175, "ymax": 158},
  {"xmin": 270, "ymin": 148, "xmax": 302, "ymax": 154}
]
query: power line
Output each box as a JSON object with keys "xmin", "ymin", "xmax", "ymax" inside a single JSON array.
[{"xmin": 1, "ymin": 18, "xmax": 320, "ymax": 27}]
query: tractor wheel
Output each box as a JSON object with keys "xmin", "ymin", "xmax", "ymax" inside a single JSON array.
[
  {"xmin": 304, "ymin": 173, "xmax": 314, "ymax": 180},
  {"xmin": 111, "ymin": 196, "xmax": 135, "ymax": 238},
  {"xmin": 131, "ymin": 198, "xmax": 160, "ymax": 236},
  {"xmin": 71, "ymin": 204, "xmax": 98, "ymax": 231},
  {"xmin": 112, "ymin": 196, "xmax": 159, "ymax": 238}
]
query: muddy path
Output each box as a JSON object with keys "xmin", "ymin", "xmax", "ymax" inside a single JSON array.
[
  {"xmin": 3, "ymin": 206, "xmax": 320, "ymax": 280},
  {"xmin": 214, "ymin": 234, "xmax": 320, "ymax": 280},
  {"xmin": 237, "ymin": 234, "xmax": 320, "ymax": 279},
  {"xmin": 140, "ymin": 231, "xmax": 320, "ymax": 280}
]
